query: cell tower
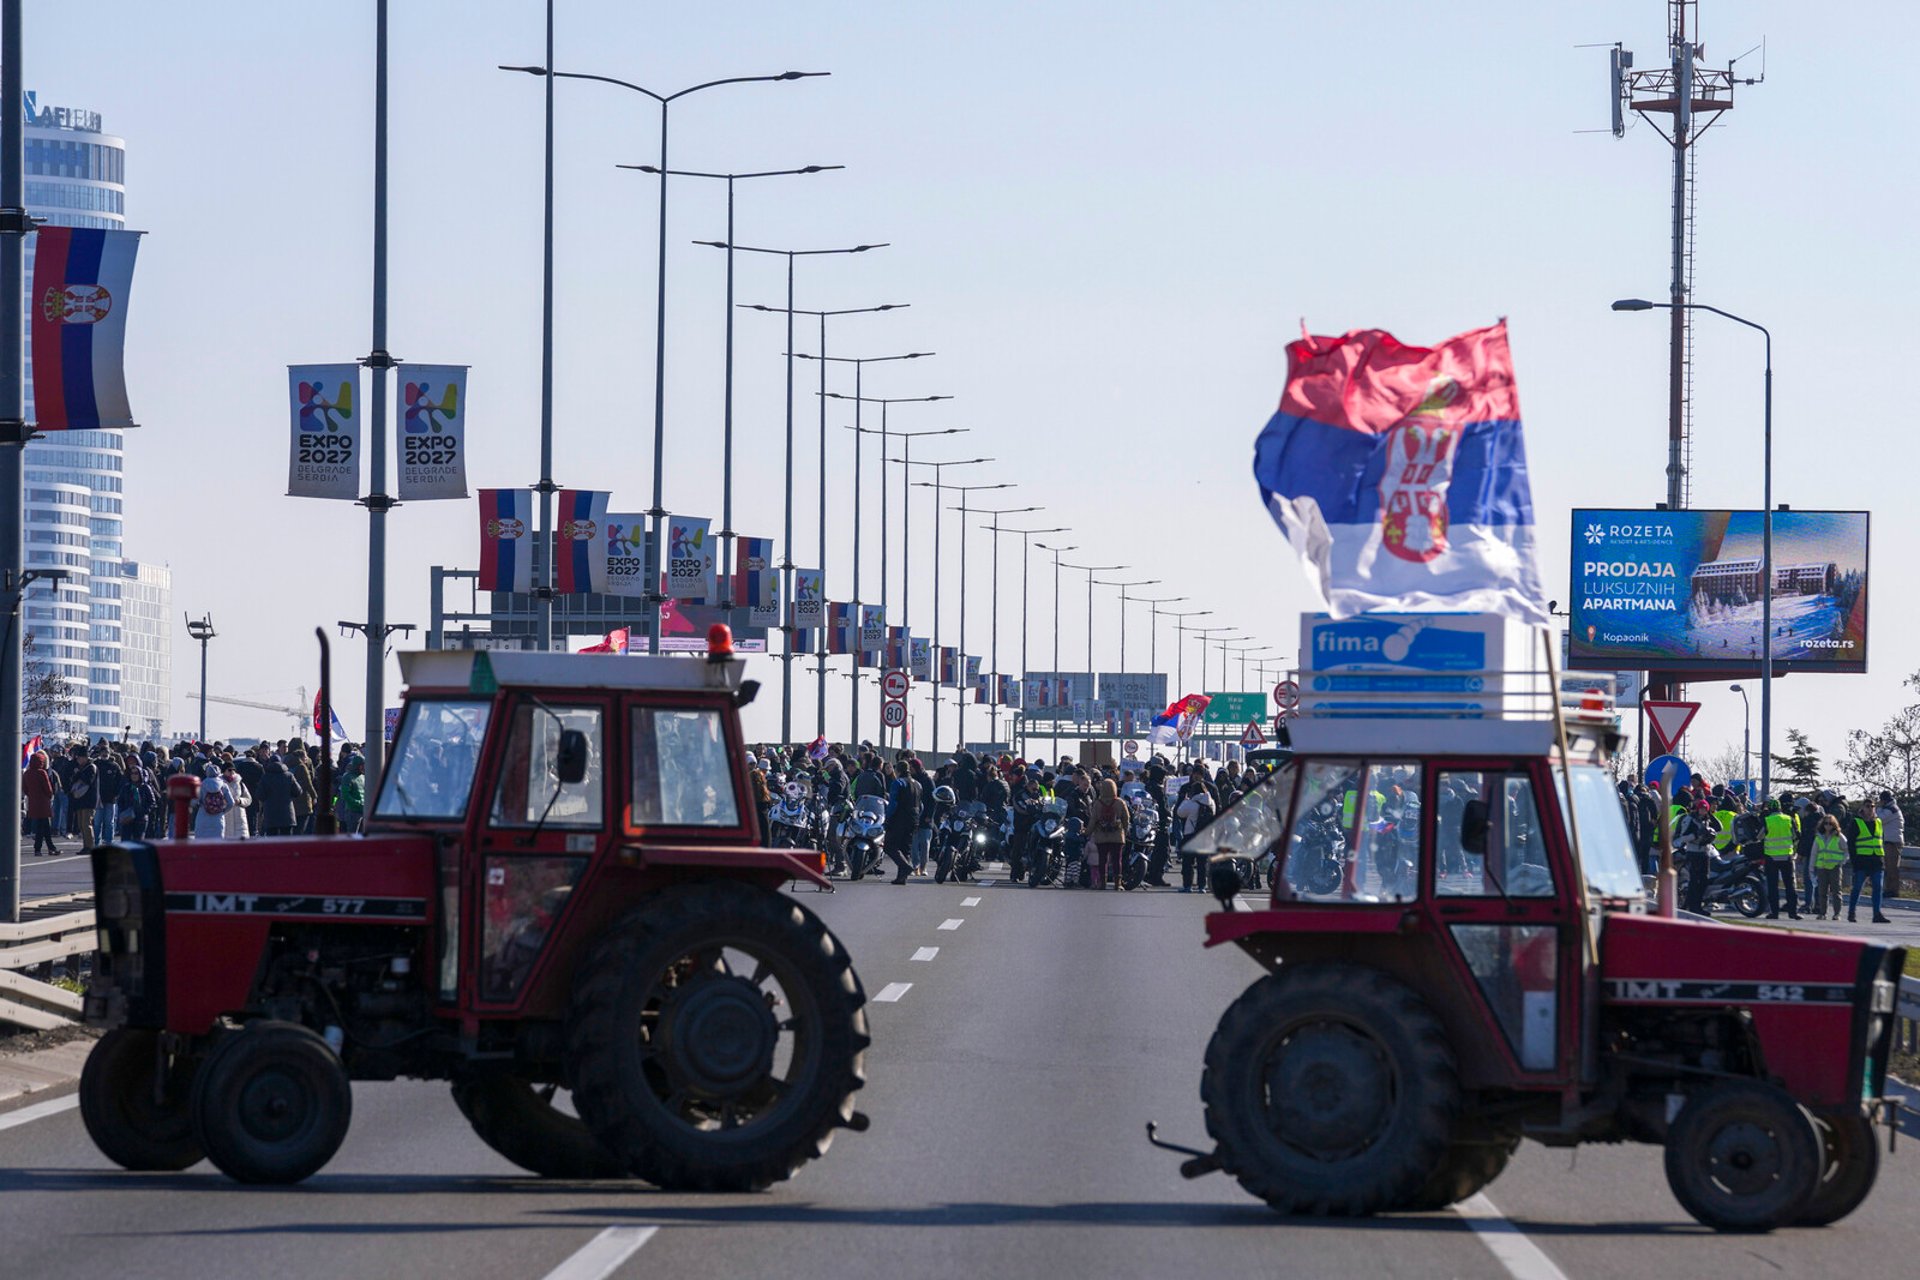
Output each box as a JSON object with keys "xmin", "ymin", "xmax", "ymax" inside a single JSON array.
[{"xmin": 1609, "ymin": 0, "xmax": 1763, "ymax": 510}]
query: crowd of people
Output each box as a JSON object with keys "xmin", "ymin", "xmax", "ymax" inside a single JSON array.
[
  {"xmin": 744, "ymin": 741, "xmax": 1267, "ymax": 890},
  {"xmin": 1628, "ymin": 775, "xmax": 1906, "ymax": 924},
  {"xmin": 20, "ymin": 736, "xmax": 369, "ymax": 850}
]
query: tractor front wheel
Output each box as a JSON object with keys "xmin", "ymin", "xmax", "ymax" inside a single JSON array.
[
  {"xmin": 1797, "ymin": 1111, "xmax": 1880, "ymax": 1227},
  {"xmin": 1404, "ymin": 1118, "xmax": 1520, "ymax": 1211},
  {"xmin": 451, "ymin": 1074, "xmax": 628, "ymax": 1180},
  {"xmin": 1202, "ymin": 963, "xmax": 1459, "ymax": 1216},
  {"xmin": 567, "ymin": 882, "xmax": 870, "ymax": 1192},
  {"xmin": 190, "ymin": 1021, "xmax": 352, "ymax": 1185},
  {"xmin": 1664, "ymin": 1080, "xmax": 1821, "ymax": 1232},
  {"xmin": 79, "ymin": 1028, "xmax": 204, "ymax": 1171}
]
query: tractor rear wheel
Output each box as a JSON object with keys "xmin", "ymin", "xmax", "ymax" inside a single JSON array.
[
  {"xmin": 1664, "ymin": 1080, "xmax": 1821, "ymax": 1232},
  {"xmin": 190, "ymin": 1021, "xmax": 352, "ymax": 1185},
  {"xmin": 1797, "ymin": 1111, "xmax": 1880, "ymax": 1226},
  {"xmin": 1403, "ymin": 1119, "xmax": 1521, "ymax": 1211},
  {"xmin": 79, "ymin": 1028, "xmax": 204, "ymax": 1171},
  {"xmin": 567, "ymin": 882, "xmax": 870, "ymax": 1192},
  {"xmin": 1202, "ymin": 963, "xmax": 1459, "ymax": 1216},
  {"xmin": 450, "ymin": 1074, "xmax": 628, "ymax": 1180}
]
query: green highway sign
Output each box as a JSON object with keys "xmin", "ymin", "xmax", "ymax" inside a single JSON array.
[{"xmin": 1200, "ymin": 692, "xmax": 1266, "ymax": 724}]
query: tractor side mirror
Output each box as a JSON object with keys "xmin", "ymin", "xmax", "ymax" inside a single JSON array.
[
  {"xmin": 1459, "ymin": 799, "xmax": 1489, "ymax": 855},
  {"xmin": 555, "ymin": 729, "xmax": 590, "ymax": 786},
  {"xmin": 733, "ymin": 679, "xmax": 761, "ymax": 710}
]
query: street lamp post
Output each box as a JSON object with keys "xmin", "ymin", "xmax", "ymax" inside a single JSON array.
[
  {"xmin": 892, "ymin": 456, "xmax": 991, "ymax": 750},
  {"xmin": 1061, "ymin": 559, "xmax": 1125, "ymax": 749},
  {"xmin": 917, "ymin": 480, "xmax": 1014, "ymax": 751},
  {"xmin": 1132, "ymin": 596, "xmax": 1188, "ymax": 686},
  {"xmin": 1730, "ymin": 683, "xmax": 1752, "ymax": 794},
  {"xmin": 1614, "ymin": 297, "xmax": 1773, "ymax": 801},
  {"xmin": 984, "ymin": 523, "xmax": 1066, "ymax": 749},
  {"xmin": 1093, "ymin": 578, "xmax": 1160, "ymax": 674},
  {"xmin": 972, "ymin": 506, "xmax": 1041, "ymax": 742},
  {"xmin": 1187, "ymin": 626, "xmax": 1239, "ymax": 760},
  {"xmin": 1035, "ymin": 542, "xmax": 1078, "ymax": 762},
  {"xmin": 186, "ymin": 614, "xmax": 216, "ymax": 744},
  {"xmin": 504, "ymin": 65, "xmax": 827, "ymax": 660},
  {"xmin": 618, "ymin": 164, "xmax": 841, "ymax": 615},
  {"xmin": 716, "ymin": 243, "xmax": 885, "ymax": 741}
]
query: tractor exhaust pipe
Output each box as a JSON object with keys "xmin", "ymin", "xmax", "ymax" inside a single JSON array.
[{"xmin": 315, "ymin": 627, "xmax": 338, "ymax": 836}]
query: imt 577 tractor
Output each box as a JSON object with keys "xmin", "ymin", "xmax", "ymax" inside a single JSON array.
[
  {"xmin": 80, "ymin": 633, "xmax": 871, "ymax": 1188},
  {"xmin": 1158, "ymin": 649, "xmax": 1901, "ymax": 1233}
]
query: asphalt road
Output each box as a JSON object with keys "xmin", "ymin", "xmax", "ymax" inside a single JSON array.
[{"xmin": 5, "ymin": 872, "xmax": 1920, "ymax": 1279}]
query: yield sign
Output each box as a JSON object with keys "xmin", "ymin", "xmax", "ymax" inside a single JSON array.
[
  {"xmin": 1241, "ymin": 719, "xmax": 1267, "ymax": 747},
  {"xmin": 1643, "ymin": 701, "xmax": 1700, "ymax": 755}
]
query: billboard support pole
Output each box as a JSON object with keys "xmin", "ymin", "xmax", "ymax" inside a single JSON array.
[{"xmin": 1759, "ymin": 339, "xmax": 1772, "ymax": 805}]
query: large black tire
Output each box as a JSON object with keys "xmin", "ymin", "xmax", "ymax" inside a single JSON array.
[
  {"xmin": 1730, "ymin": 882, "xmax": 1765, "ymax": 919},
  {"xmin": 1404, "ymin": 1120, "xmax": 1521, "ymax": 1211},
  {"xmin": 1663, "ymin": 1080, "xmax": 1821, "ymax": 1232},
  {"xmin": 450, "ymin": 1074, "xmax": 628, "ymax": 1180},
  {"xmin": 566, "ymin": 881, "xmax": 870, "ymax": 1192},
  {"xmin": 1202, "ymin": 964, "xmax": 1459, "ymax": 1216},
  {"xmin": 79, "ymin": 1028, "xmax": 204, "ymax": 1171},
  {"xmin": 935, "ymin": 840, "xmax": 954, "ymax": 885},
  {"xmin": 1798, "ymin": 1111, "xmax": 1880, "ymax": 1226},
  {"xmin": 190, "ymin": 1021, "xmax": 352, "ymax": 1185}
]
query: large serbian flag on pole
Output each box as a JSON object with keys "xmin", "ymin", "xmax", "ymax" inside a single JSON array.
[
  {"xmin": 553, "ymin": 489, "xmax": 610, "ymax": 594},
  {"xmin": 31, "ymin": 227, "xmax": 142, "ymax": 431},
  {"xmin": 1252, "ymin": 321, "xmax": 1548, "ymax": 623},
  {"xmin": 478, "ymin": 489, "xmax": 533, "ymax": 593}
]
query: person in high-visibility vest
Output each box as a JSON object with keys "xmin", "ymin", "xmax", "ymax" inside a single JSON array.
[
  {"xmin": 1847, "ymin": 800, "xmax": 1891, "ymax": 923},
  {"xmin": 1810, "ymin": 814, "xmax": 1847, "ymax": 920},
  {"xmin": 1711, "ymin": 799, "xmax": 1738, "ymax": 854},
  {"xmin": 1761, "ymin": 799, "xmax": 1802, "ymax": 921}
]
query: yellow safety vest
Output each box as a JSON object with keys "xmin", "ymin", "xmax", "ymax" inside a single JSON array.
[
  {"xmin": 1712, "ymin": 810, "xmax": 1736, "ymax": 851},
  {"xmin": 1762, "ymin": 813, "xmax": 1797, "ymax": 858},
  {"xmin": 1813, "ymin": 834, "xmax": 1847, "ymax": 870},
  {"xmin": 1856, "ymin": 817, "xmax": 1885, "ymax": 859}
]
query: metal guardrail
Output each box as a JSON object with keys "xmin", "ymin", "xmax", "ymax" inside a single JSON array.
[{"xmin": 0, "ymin": 894, "xmax": 93, "ymax": 1031}]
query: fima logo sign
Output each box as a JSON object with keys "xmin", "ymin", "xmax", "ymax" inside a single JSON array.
[{"xmin": 1306, "ymin": 618, "xmax": 1487, "ymax": 672}]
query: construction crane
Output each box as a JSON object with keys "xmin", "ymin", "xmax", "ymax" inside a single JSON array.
[{"xmin": 189, "ymin": 689, "xmax": 310, "ymax": 736}]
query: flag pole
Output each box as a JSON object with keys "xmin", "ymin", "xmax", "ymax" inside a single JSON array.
[{"xmin": 0, "ymin": 0, "xmax": 28, "ymax": 924}]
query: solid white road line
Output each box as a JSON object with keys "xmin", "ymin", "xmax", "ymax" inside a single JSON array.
[
  {"xmin": 938, "ymin": 918, "xmax": 964, "ymax": 931},
  {"xmin": 0, "ymin": 1094, "xmax": 79, "ymax": 1133},
  {"xmin": 538, "ymin": 1226, "xmax": 658, "ymax": 1280},
  {"xmin": 1455, "ymin": 1193, "xmax": 1569, "ymax": 1280},
  {"xmin": 25, "ymin": 854, "xmax": 90, "ymax": 867},
  {"xmin": 961, "ymin": 896, "xmax": 981, "ymax": 907},
  {"xmin": 874, "ymin": 982, "xmax": 913, "ymax": 1003},
  {"xmin": 911, "ymin": 946, "xmax": 939, "ymax": 961}
]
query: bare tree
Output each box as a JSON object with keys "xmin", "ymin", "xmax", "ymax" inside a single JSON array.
[
  {"xmin": 1840, "ymin": 671, "xmax": 1920, "ymax": 797},
  {"xmin": 1694, "ymin": 741, "xmax": 1746, "ymax": 792},
  {"xmin": 21, "ymin": 632, "xmax": 75, "ymax": 738}
]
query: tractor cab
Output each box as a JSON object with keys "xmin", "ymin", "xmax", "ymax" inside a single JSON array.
[
  {"xmin": 1163, "ymin": 619, "xmax": 1903, "ymax": 1234},
  {"xmin": 80, "ymin": 635, "xmax": 869, "ymax": 1192}
]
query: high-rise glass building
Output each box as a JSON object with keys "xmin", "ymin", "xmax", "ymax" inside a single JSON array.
[{"xmin": 19, "ymin": 92, "xmax": 167, "ymax": 740}]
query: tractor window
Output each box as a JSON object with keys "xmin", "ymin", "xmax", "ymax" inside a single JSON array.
[
  {"xmin": 489, "ymin": 703, "xmax": 605, "ymax": 829},
  {"xmin": 374, "ymin": 699, "xmax": 492, "ymax": 821},
  {"xmin": 1449, "ymin": 924, "xmax": 1558, "ymax": 1071},
  {"xmin": 629, "ymin": 707, "xmax": 740, "ymax": 828},
  {"xmin": 1436, "ymin": 771, "xmax": 1554, "ymax": 897},
  {"xmin": 480, "ymin": 855, "xmax": 586, "ymax": 1002},
  {"xmin": 1274, "ymin": 759, "xmax": 1417, "ymax": 903},
  {"xmin": 1281, "ymin": 761, "xmax": 1360, "ymax": 901},
  {"xmin": 1350, "ymin": 761, "xmax": 1422, "ymax": 901}
]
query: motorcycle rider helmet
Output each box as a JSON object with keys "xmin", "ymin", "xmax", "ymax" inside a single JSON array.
[{"xmin": 934, "ymin": 784, "xmax": 956, "ymax": 805}]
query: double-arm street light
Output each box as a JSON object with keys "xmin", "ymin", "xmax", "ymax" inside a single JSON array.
[
  {"xmin": 1161, "ymin": 608, "xmax": 1211, "ymax": 699},
  {"xmin": 891, "ymin": 456, "xmax": 991, "ymax": 750},
  {"xmin": 714, "ymin": 243, "xmax": 884, "ymax": 741},
  {"xmin": 1060, "ymin": 558, "xmax": 1126, "ymax": 751},
  {"xmin": 614, "ymin": 163, "xmax": 840, "ymax": 611},
  {"xmin": 502, "ymin": 64, "xmax": 827, "ymax": 659},
  {"xmin": 918, "ymin": 480, "xmax": 1015, "ymax": 752},
  {"xmin": 983, "ymin": 523, "xmax": 1068, "ymax": 753},
  {"xmin": 1615, "ymin": 296, "xmax": 1774, "ymax": 801},
  {"xmin": 1132, "ymin": 595, "xmax": 1187, "ymax": 682},
  {"xmin": 1093, "ymin": 577, "xmax": 1160, "ymax": 675},
  {"xmin": 1184, "ymin": 624, "xmax": 1238, "ymax": 759},
  {"xmin": 1034, "ymin": 542, "xmax": 1079, "ymax": 761},
  {"xmin": 972, "ymin": 506, "xmax": 1042, "ymax": 743},
  {"xmin": 743, "ymin": 301, "xmax": 905, "ymax": 736}
]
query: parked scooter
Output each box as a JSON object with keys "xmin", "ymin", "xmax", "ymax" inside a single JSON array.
[
  {"xmin": 1120, "ymin": 781, "xmax": 1158, "ymax": 890},
  {"xmin": 769, "ymin": 780, "xmax": 814, "ymax": 850},
  {"xmin": 1025, "ymin": 797, "xmax": 1068, "ymax": 887},
  {"xmin": 1679, "ymin": 852, "xmax": 1766, "ymax": 918}
]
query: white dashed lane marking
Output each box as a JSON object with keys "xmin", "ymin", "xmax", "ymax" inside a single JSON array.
[
  {"xmin": 1454, "ymin": 1193, "xmax": 1569, "ymax": 1280},
  {"xmin": 912, "ymin": 946, "xmax": 939, "ymax": 961},
  {"xmin": 938, "ymin": 918, "xmax": 964, "ymax": 931},
  {"xmin": 539, "ymin": 1225, "xmax": 658, "ymax": 1280},
  {"xmin": 961, "ymin": 896, "xmax": 981, "ymax": 906},
  {"xmin": 874, "ymin": 982, "xmax": 913, "ymax": 1003}
]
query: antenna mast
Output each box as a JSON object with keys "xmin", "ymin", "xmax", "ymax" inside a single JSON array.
[{"xmin": 1612, "ymin": 0, "xmax": 1761, "ymax": 510}]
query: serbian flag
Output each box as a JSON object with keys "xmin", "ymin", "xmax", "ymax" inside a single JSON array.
[
  {"xmin": 807, "ymin": 735, "xmax": 830, "ymax": 762},
  {"xmin": 554, "ymin": 489, "xmax": 611, "ymax": 594},
  {"xmin": 20, "ymin": 734, "xmax": 42, "ymax": 769},
  {"xmin": 30, "ymin": 226, "xmax": 142, "ymax": 431},
  {"xmin": 997, "ymin": 674, "xmax": 1019, "ymax": 707},
  {"xmin": 825, "ymin": 603, "xmax": 854, "ymax": 656},
  {"xmin": 1252, "ymin": 321, "xmax": 1547, "ymax": 623},
  {"xmin": 938, "ymin": 647, "xmax": 959, "ymax": 687},
  {"xmin": 1149, "ymin": 693, "xmax": 1210, "ymax": 747},
  {"xmin": 312, "ymin": 692, "xmax": 349, "ymax": 742},
  {"xmin": 580, "ymin": 627, "xmax": 629, "ymax": 654},
  {"xmin": 478, "ymin": 489, "xmax": 533, "ymax": 592},
  {"xmin": 885, "ymin": 626, "xmax": 909, "ymax": 668}
]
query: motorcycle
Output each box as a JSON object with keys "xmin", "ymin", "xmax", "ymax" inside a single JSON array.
[
  {"xmin": 1120, "ymin": 783, "xmax": 1158, "ymax": 890},
  {"xmin": 1679, "ymin": 850, "xmax": 1766, "ymax": 918},
  {"xmin": 839, "ymin": 795, "xmax": 888, "ymax": 881},
  {"xmin": 1025, "ymin": 797, "xmax": 1068, "ymax": 887},
  {"xmin": 768, "ymin": 780, "xmax": 814, "ymax": 850},
  {"xmin": 969, "ymin": 802, "xmax": 1013, "ymax": 873},
  {"xmin": 933, "ymin": 804, "xmax": 976, "ymax": 884},
  {"xmin": 1287, "ymin": 806, "xmax": 1347, "ymax": 897}
]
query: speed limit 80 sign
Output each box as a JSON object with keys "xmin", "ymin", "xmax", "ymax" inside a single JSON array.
[{"xmin": 881, "ymin": 700, "xmax": 908, "ymax": 728}]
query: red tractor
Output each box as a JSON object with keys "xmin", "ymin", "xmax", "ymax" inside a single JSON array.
[
  {"xmin": 1156, "ymin": 696, "xmax": 1903, "ymax": 1233},
  {"xmin": 79, "ymin": 637, "xmax": 871, "ymax": 1188}
]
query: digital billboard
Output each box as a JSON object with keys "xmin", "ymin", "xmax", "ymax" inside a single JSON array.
[{"xmin": 1568, "ymin": 509, "xmax": 1868, "ymax": 674}]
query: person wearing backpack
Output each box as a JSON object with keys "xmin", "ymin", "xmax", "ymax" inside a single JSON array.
[
  {"xmin": 1090, "ymin": 777, "xmax": 1129, "ymax": 891},
  {"xmin": 64, "ymin": 744, "xmax": 99, "ymax": 851},
  {"xmin": 192, "ymin": 764, "xmax": 235, "ymax": 840}
]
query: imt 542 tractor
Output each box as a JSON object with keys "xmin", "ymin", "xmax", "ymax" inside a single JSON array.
[
  {"xmin": 1159, "ymin": 638, "xmax": 1901, "ymax": 1233},
  {"xmin": 80, "ymin": 635, "xmax": 870, "ymax": 1188}
]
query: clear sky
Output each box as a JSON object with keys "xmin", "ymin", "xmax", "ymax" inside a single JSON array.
[{"xmin": 23, "ymin": 0, "xmax": 1918, "ymax": 778}]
